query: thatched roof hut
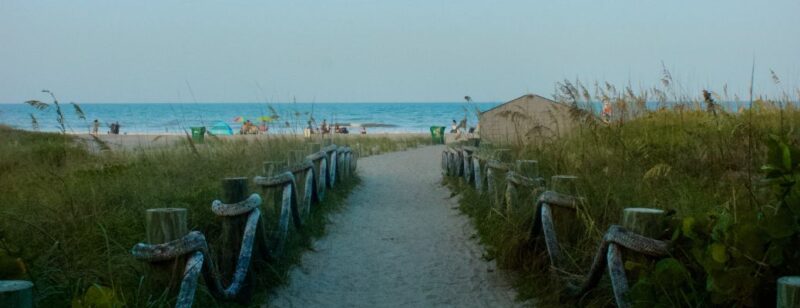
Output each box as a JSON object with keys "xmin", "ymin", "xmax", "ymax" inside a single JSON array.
[{"xmin": 478, "ymin": 94, "xmax": 575, "ymax": 145}]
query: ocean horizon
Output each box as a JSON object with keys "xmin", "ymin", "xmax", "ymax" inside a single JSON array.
[{"xmin": 0, "ymin": 102, "xmax": 499, "ymax": 134}]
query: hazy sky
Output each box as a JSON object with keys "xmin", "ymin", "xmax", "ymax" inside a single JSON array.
[{"xmin": 1, "ymin": 1, "xmax": 798, "ymax": 103}]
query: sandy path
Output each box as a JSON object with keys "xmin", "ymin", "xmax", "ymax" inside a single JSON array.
[{"xmin": 267, "ymin": 145, "xmax": 522, "ymax": 308}]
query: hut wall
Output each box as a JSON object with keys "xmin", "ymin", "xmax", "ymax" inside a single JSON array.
[{"xmin": 479, "ymin": 95, "xmax": 575, "ymax": 145}]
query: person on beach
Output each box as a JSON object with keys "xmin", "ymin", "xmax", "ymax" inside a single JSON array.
[
  {"xmin": 334, "ymin": 124, "xmax": 340, "ymax": 134},
  {"xmin": 321, "ymin": 119, "xmax": 329, "ymax": 134},
  {"xmin": 304, "ymin": 120, "xmax": 313, "ymax": 137},
  {"xmin": 703, "ymin": 89, "xmax": 718, "ymax": 116},
  {"xmin": 602, "ymin": 101, "xmax": 612, "ymax": 123},
  {"xmin": 360, "ymin": 126, "xmax": 367, "ymax": 135},
  {"xmin": 92, "ymin": 119, "xmax": 99, "ymax": 135},
  {"xmin": 450, "ymin": 120, "xmax": 458, "ymax": 133},
  {"xmin": 109, "ymin": 121, "xmax": 120, "ymax": 134},
  {"xmin": 259, "ymin": 121, "xmax": 268, "ymax": 134},
  {"xmin": 240, "ymin": 120, "xmax": 253, "ymax": 134}
]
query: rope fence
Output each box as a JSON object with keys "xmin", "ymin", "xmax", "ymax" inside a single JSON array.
[
  {"xmin": 129, "ymin": 143, "xmax": 356, "ymax": 307},
  {"xmin": 442, "ymin": 143, "xmax": 674, "ymax": 308}
]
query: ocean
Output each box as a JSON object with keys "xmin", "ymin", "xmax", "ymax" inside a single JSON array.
[{"xmin": 0, "ymin": 102, "xmax": 498, "ymax": 135}]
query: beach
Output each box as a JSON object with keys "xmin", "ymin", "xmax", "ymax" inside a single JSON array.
[{"xmin": 72, "ymin": 132, "xmax": 431, "ymax": 151}]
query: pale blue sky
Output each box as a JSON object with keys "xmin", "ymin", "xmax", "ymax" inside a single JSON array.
[{"xmin": 1, "ymin": 1, "xmax": 798, "ymax": 103}]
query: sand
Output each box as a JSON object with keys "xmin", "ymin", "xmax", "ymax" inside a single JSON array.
[
  {"xmin": 266, "ymin": 145, "xmax": 523, "ymax": 308},
  {"xmin": 71, "ymin": 132, "xmax": 430, "ymax": 151}
]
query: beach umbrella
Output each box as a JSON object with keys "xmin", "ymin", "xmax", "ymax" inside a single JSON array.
[
  {"xmin": 258, "ymin": 116, "xmax": 274, "ymax": 123},
  {"xmin": 210, "ymin": 121, "xmax": 233, "ymax": 135},
  {"xmin": 233, "ymin": 116, "xmax": 246, "ymax": 123}
]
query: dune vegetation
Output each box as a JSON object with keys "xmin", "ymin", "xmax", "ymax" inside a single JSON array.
[
  {"xmin": 447, "ymin": 76, "xmax": 800, "ymax": 307},
  {"xmin": 0, "ymin": 122, "xmax": 430, "ymax": 306}
]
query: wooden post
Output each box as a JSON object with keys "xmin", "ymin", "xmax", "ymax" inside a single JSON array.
[
  {"xmin": 219, "ymin": 177, "xmax": 253, "ymax": 297},
  {"xmin": 516, "ymin": 160, "xmax": 539, "ymax": 179},
  {"xmin": 778, "ymin": 276, "xmax": 800, "ymax": 308},
  {"xmin": 222, "ymin": 177, "xmax": 248, "ymax": 205},
  {"xmin": 145, "ymin": 208, "xmax": 188, "ymax": 290},
  {"xmin": 0, "ymin": 280, "xmax": 33, "ymax": 308},
  {"xmin": 145, "ymin": 208, "xmax": 188, "ymax": 244},
  {"xmin": 494, "ymin": 148, "xmax": 512, "ymax": 163},
  {"xmin": 550, "ymin": 175, "xmax": 579, "ymax": 196},
  {"xmin": 619, "ymin": 206, "xmax": 666, "ymax": 295},
  {"xmin": 621, "ymin": 208, "xmax": 665, "ymax": 238},
  {"xmin": 505, "ymin": 182, "xmax": 518, "ymax": 214}
]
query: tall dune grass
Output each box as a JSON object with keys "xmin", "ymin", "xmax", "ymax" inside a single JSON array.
[
  {"xmin": 448, "ymin": 78, "xmax": 800, "ymax": 306},
  {"xmin": 0, "ymin": 126, "xmax": 430, "ymax": 306}
]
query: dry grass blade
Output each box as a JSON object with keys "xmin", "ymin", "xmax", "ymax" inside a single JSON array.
[
  {"xmin": 70, "ymin": 102, "xmax": 86, "ymax": 121},
  {"xmin": 268, "ymin": 105, "xmax": 280, "ymax": 120},
  {"xmin": 25, "ymin": 100, "xmax": 50, "ymax": 111},
  {"xmin": 660, "ymin": 61, "xmax": 673, "ymax": 88},
  {"xmin": 29, "ymin": 113, "xmax": 39, "ymax": 130},
  {"xmin": 770, "ymin": 69, "xmax": 781, "ymax": 85}
]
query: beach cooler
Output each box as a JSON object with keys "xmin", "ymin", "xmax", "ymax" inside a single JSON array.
[
  {"xmin": 191, "ymin": 127, "xmax": 206, "ymax": 143},
  {"xmin": 430, "ymin": 126, "xmax": 445, "ymax": 144}
]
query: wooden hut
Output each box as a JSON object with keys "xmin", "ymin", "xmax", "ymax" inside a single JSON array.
[{"xmin": 478, "ymin": 94, "xmax": 575, "ymax": 145}]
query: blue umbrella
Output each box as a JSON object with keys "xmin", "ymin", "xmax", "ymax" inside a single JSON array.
[{"xmin": 209, "ymin": 121, "xmax": 233, "ymax": 135}]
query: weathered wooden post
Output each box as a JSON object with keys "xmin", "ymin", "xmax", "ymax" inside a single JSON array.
[
  {"xmin": 0, "ymin": 280, "xmax": 33, "ymax": 308},
  {"xmin": 219, "ymin": 177, "xmax": 252, "ymax": 295},
  {"xmin": 461, "ymin": 147, "xmax": 474, "ymax": 184},
  {"xmin": 146, "ymin": 208, "xmax": 188, "ymax": 244},
  {"xmin": 472, "ymin": 155, "xmax": 484, "ymax": 192},
  {"xmin": 485, "ymin": 149, "xmax": 512, "ymax": 207},
  {"xmin": 452, "ymin": 148, "xmax": 464, "ymax": 177},
  {"xmin": 486, "ymin": 161, "xmax": 509, "ymax": 208},
  {"xmin": 505, "ymin": 173, "xmax": 519, "ymax": 214},
  {"xmin": 145, "ymin": 207, "xmax": 188, "ymax": 289},
  {"xmin": 621, "ymin": 208, "xmax": 666, "ymax": 238},
  {"xmin": 494, "ymin": 148, "xmax": 512, "ymax": 163},
  {"xmin": 546, "ymin": 175, "xmax": 581, "ymax": 250},
  {"xmin": 605, "ymin": 207, "xmax": 667, "ymax": 307},
  {"xmin": 505, "ymin": 160, "xmax": 542, "ymax": 214},
  {"xmin": 777, "ymin": 276, "xmax": 800, "ymax": 308}
]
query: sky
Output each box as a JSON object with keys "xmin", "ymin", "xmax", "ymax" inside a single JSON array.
[{"xmin": 1, "ymin": 0, "xmax": 798, "ymax": 103}]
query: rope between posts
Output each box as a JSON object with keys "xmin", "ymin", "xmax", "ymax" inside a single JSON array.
[
  {"xmin": 131, "ymin": 145, "xmax": 356, "ymax": 308},
  {"xmin": 441, "ymin": 146, "xmax": 669, "ymax": 308}
]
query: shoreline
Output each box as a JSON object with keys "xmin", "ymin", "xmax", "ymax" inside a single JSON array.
[
  {"xmin": 66, "ymin": 131, "xmax": 430, "ymax": 136},
  {"xmin": 73, "ymin": 132, "xmax": 431, "ymax": 151}
]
